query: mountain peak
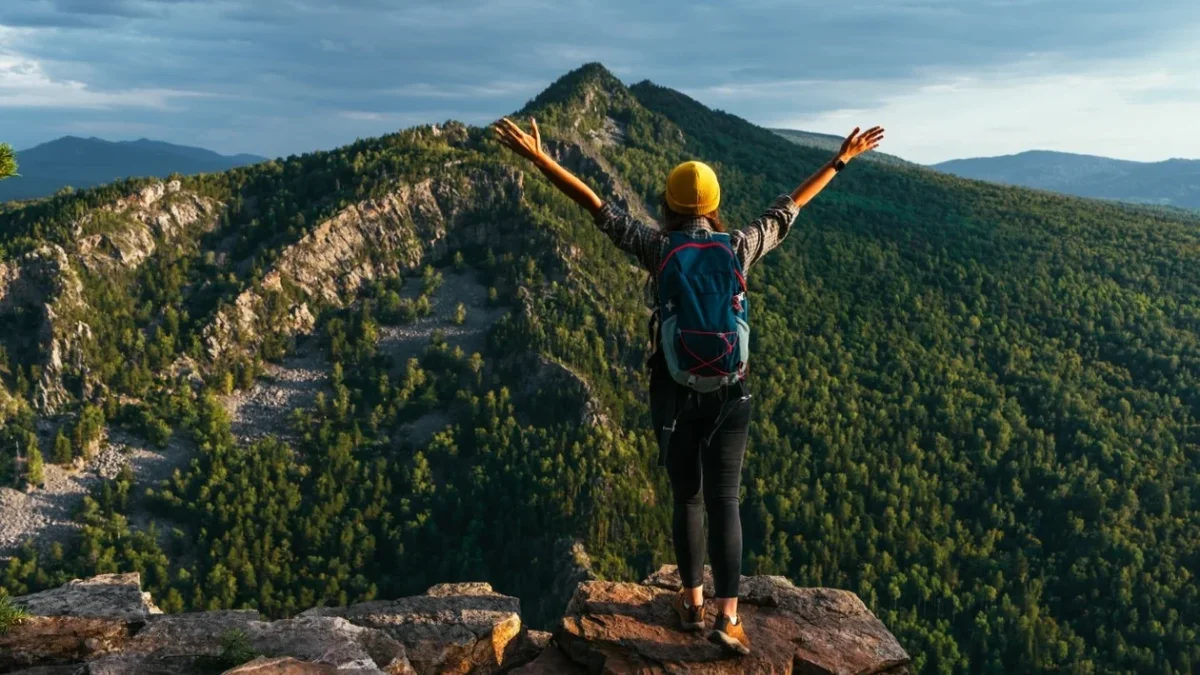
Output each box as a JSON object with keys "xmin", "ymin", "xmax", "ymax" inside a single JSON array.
[{"xmin": 517, "ymin": 62, "xmax": 632, "ymax": 122}]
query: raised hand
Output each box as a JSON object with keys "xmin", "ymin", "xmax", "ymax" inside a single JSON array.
[
  {"xmin": 493, "ymin": 116, "xmax": 545, "ymax": 164},
  {"xmin": 837, "ymin": 126, "xmax": 885, "ymax": 163}
]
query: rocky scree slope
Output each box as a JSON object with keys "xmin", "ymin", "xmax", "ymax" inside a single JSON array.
[{"xmin": 0, "ymin": 571, "xmax": 909, "ymax": 674}]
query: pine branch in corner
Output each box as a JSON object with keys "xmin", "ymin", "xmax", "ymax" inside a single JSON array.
[{"xmin": 0, "ymin": 143, "xmax": 16, "ymax": 180}]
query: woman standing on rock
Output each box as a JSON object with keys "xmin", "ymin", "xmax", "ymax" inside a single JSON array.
[{"xmin": 494, "ymin": 115, "xmax": 884, "ymax": 656}]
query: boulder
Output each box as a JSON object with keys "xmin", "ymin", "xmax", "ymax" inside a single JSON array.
[
  {"xmin": 121, "ymin": 610, "xmax": 262, "ymax": 657},
  {"xmin": 555, "ymin": 566, "xmax": 910, "ymax": 674},
  {"xmin": 303, "ymin": 582, "xmax": 526, "ymax": 675},
  {"xmin": 84, "ymin": 611, "xmax": 414, "ymax": 675},
  {"xmin": 0, "ymin": 574, "xmax": 161, "ymax": 671},
  {"xmin": 245, "ymin": 616, "xmax": 415, "ymax": 675},
  {"xmin": 525, "ymin": 631, "xmax": 553, "ymax": 651},
  {"xmin": 220, "ymin": 657, "xmax": 337, "ymax": 674},
  {"xmin": 508, "ymin": 645, "xmax": 585, "ymax": 675},
  {"xmin": 86, "ymin": 655, "xmax": 201, "ymax": 674}
]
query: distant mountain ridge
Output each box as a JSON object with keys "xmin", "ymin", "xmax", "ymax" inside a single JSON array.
[
  {"xmin": 0, "ymin": 136, "xmax": 266, "ymax": 203},
  {"xmin": 933, "ymin": 149, "xmax": 1200, "ymax": 209}
]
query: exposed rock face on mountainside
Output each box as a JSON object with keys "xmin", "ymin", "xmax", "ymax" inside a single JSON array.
[
  {"xmin": 0, "ymin": 244, "xmax": 87, "ymax": 413},
  {"xmin": 0, "ymin": 180, "xmax": 220, "ymax": 413},
  {"xmin": 1, "ymin": 571, "xmax": 909, "ymax": 675},
  {"xmin": 202, "ymin": 171, "xmax": 522, "ymax": 363}
]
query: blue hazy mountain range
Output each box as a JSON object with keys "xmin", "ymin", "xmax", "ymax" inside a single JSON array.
[{"xmin": 0, "ymin": 136, "xmax": 266, "ymax": 203}]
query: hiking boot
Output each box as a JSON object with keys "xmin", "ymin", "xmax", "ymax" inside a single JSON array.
[
  {"xmin": 709, "ymin": 613, "xmax": 751, "ymax": 655},
  {"xmin": 673, "ymin": 590, "xmax": 706, "ymax": 632}
]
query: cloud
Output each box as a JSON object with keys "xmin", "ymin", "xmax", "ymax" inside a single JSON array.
[
  {"xmin": 0, "ymin": 0, "xmax": 1198, "ymax": 161},
  {"xmin": 0, "ymin": 47, "xmax": 206, "ymax": 110},
  {"xmin": 769, "ymin": 53, "xmax": 1200, "ymax": 163}
]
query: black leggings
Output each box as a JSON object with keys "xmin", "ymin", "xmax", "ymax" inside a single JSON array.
[{"xmin": 651, "ymin": 366, "xmax": 751, "ymax": 599}]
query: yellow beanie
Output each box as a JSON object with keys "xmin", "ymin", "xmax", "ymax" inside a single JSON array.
[{"xmin": 665, "ymin": 161, "xmax": 720, "ymax": 216}]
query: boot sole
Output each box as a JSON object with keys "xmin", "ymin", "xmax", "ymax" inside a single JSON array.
[
  {"xmin": 680, "ymin": 619, "xmax": 705, "ymax": 632},
  {"xmin": 709, "ymin": 629, "xmax": 751, "ymax": 656}
]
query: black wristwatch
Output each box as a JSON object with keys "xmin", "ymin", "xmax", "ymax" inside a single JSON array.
[{"xmin": 832, "ymin": 157, "xmax": 847, "ymax": 172}]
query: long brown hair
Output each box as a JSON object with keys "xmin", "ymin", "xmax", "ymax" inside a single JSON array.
[{"xmin": 659, "ymin": 193, "xmax": 725, "ymax": 233}]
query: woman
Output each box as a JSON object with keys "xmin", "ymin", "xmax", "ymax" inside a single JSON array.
[{"xmin": 494, "ymin": 115, "xmax": 884, "ymax": 656}]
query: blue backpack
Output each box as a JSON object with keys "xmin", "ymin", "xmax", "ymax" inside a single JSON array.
[{"xmin": 656, "ymin": 230, "xmax": 750, "ymax": 393}]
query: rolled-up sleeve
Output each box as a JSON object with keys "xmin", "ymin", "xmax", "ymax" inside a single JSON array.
[
  {"xmin": 593, "ymin": 201, "xmax": 666, "ymax": 272},
  {"xmin": 732, "ymin": 194, "xmax": 801, "ymax": 271}
]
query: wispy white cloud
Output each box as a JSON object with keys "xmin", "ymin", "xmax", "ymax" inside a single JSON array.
[
  {"xmin": 765, "ymin": 52, "xmax": 1200, "ymax": 164},
  {"xmin": 0, "ymin": 29, "xmax": 207, "ymax": 110}
]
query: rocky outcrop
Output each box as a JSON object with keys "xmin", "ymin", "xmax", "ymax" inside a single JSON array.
[
  {"xmin": 300, "ymin": 582, "xmax": 531, "ymax": 675},
  {"xmin": 0, "ymin": 181, "xmax": 220, "ymax": 414},
  {"xmin": 202, "ymin": 171, "xmax": 522, "ymax": 363},
  {"xmin": 0, "ymin": 245, "xmax": 85, "ymax": 412},
  {"xmin": 82, "ymin": 611, "xmax": 417, "ymax": 675},
  {"xmin": 76, "ymin": 180, "xmax": 218, "ymax": 274},
  {"xmin": 558, "ymin": 566, "xmax": 911, "ymax": 674},
  {"xmin": 543, "ymin": 138, "xmax": 653, "ymax": 225},
  {"xmin": 0, "ymin": 574, "xmax": 161, "ymax": 671},
  {"xmin": 0, "ymin": 568, "xmax": 910, "ymax": 675}
]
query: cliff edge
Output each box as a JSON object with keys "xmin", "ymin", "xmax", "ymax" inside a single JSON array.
[{"xmin": 0, "ymin": 570, "xmax": 909, "ymax": 674}]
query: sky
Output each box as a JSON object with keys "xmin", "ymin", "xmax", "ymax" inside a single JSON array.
[{"xmin": 1, "ymin": 0, "xmax": 1199, "ymax": 165}]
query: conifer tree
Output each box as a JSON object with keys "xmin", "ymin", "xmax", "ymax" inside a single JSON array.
[
  {"xmin": 52, "ymin": 430, "xmax": 72, "ymax": 465},
  {"xmin": 0, "ymin": 144, "xmax": 16, "ymax": 181},
  {"xmin": 25, "ymin": 443, "xmax": 44, "ymax": 487}
]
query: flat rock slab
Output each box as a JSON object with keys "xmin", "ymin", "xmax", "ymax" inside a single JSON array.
[
  {"xmin": 221, "ymin": 657, "xmax": 338, "ymax": 674},
  {"xmin": 558, "ymin": 568, "xmax": 910, "ymax": 675},
  {"xmin": 12, "ymin": 573, "xmax": 161, "ymax": 622},
  {"xmin": 2, "ymin": 575, "xmax": 161, "ymax": 672},
  {"xmin": 84, "ymin": 611, "xmax": 415, "ymax": 675},
  {"xmin": 302, "ymin": 582, "xmax": 525, "ymax": 675},
  {"xmin": 246, "ymin": 616, "xmax": 415, "ymax": 675},
  {"xmin": 121, "ymin": 610, "xmax": 263, "ymax": 657}
]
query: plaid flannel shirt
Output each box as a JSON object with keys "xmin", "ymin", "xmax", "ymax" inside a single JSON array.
[{"xmin": 592, "ymin": 193, "xmax": 802, "ymax": 291}]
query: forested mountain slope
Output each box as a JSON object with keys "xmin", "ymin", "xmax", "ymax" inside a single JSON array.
[{"xmin": 1, "ymin": 64, "xmax": 1198, "ymax": 675}]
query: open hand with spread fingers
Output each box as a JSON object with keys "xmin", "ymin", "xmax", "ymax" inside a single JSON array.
[
  {"xmin": 838, "ymin": 126, "xmax": 885, "ymax": 163},
  {"xmin": 493, "ymin": 116, "xmax": 546, "ymax": 165}
]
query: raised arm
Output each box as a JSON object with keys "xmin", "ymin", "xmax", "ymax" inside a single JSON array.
[
  {"xmin": 789, "ymin": 126, "xmax": 885, "ymax": 207},
  {"xmin": 734, "ymin": 125, "xmax": 885, "ymax": 270},
  {"xmin": 493, "ymin": 116, "xmax": 664, "ymax": 270},
  {"xmin": 493, "ymin": 116, "xmax": 603, "ymax": 216}
]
